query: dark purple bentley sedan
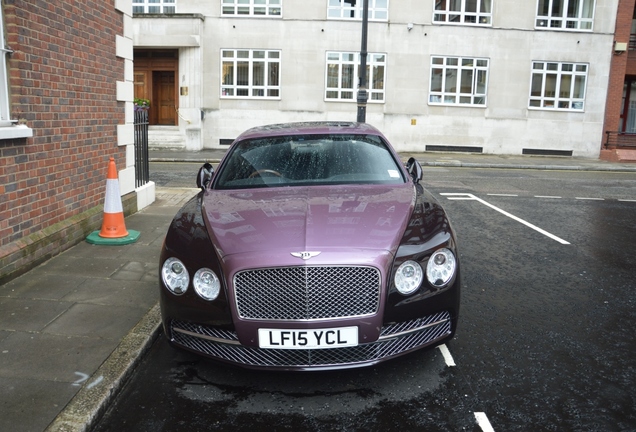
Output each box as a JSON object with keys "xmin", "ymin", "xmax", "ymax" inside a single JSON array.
[{"xmin": 159, "ymin": 122, "xmax": 460, "ymax": 370}]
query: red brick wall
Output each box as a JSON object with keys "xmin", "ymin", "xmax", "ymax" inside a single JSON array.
[
  {"xmin": 0, "ymin": 0, "xmax": 125, "ymax": 249},
  {"xmin": 603, "ymin": 0, "xmax": 636, "ymax": 136}
]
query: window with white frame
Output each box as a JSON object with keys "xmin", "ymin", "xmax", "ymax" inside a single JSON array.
[
  {"xmin": 221, "ymin": 49, "xmax": 281, "ymax": 99},
  {"xmin": 429, "ymin": 56, "xmax": 488, "ymax": 106},
  {"xmin": 529, "ymin": 61, "xmax": 587, "ymax": 110},
  {"xmin": 222, "ymin": 0, "xmax": 282, "ymax": 16},
  {"xmin": 433, "ymin": 0, "xmax": 492, "ymax": 25},
  {"xmin": 327, "ymin": 0, "xmax": 388, "ymax": 21},
  {"xmin": 133, "ymin": 0, "xmax": 176, "ymax": 13},
  {"xmin": 535, "ymin": 0, "xmax": 594, "ymax": 30},
  {"xmin": 325, "ymin": 52, "xmax": 386, "ymax": 102},
  {"xmin": 0, "ymin": 6, "xmax": 11, "ymax": 126}
]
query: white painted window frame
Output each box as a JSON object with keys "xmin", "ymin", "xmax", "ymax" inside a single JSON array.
[
  {"xmin": 535, "ymin": 0, "xmax": 595, "ymax": 31},
  {"xmin": 327, "ymin": 0, "xmax": 389, "ymax": 22},
  {"xmin": 220, "ymin": 49, "xmax": 282, "ymax": 100},
  {"xmin": 132, "ymin": 0, "xmax": 176, "ymax": 14},
  {"xmin": 529, "ymin": 61, "xmax": 588, "ymax": 111},
  {"xmin": 221, "ymin": 0, "xmax": 282, "ymax": 17},
  {"xmin": 433, "ymin": 0, "xmax": 493, "ymax": 26},
  {"xmin": 324, "ymin": 51, "xmax": 386, "ymax": 103},
  {"xmin": 0, "ymin": 7, "xmax": 32, "ymax": 138},
  {"xmin": 429, "ymin": 56, "xmax": 489, "ymax": 107},
  {"xmin": 0, "ymin": 6, "xmax": 11, "ymax": 126}
]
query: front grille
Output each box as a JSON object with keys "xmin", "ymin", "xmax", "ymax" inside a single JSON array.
[
  {"xmin": 234, "ymin": 266, "xmax": 380, "ymax": 320},
  {"xmin": 169, "ymin": 311, "xmax": 452, "ymax": 369}
]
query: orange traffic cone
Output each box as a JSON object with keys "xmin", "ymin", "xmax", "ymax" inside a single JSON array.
[
  {"xmin": 99, "ymin": 157, "xmax": 129, "ymax": 238},
  {"xmin": 86, "ymin": 157, "xmax": 140, "ymax": 245}
]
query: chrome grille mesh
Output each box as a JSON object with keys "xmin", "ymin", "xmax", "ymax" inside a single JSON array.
[
  {"xmin": 234, "ymin": 266, "xmax": 380, "ymax": 320},
  {"xmin": 169, "ymin": 311, "xmax": 452, "ymax": 368}
]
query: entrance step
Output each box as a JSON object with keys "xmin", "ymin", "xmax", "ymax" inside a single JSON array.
[
  {"xmin": 600, "ymin": 149, "xmax": 636, "ymax": 162},
  {"xmin": 148, "ymin": 126, "xmax": 186, "ymax": 151}
]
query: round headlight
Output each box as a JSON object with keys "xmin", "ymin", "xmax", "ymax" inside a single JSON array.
[
  {"xmin": 426, "ymin": 248, "xmax": 457, "ymax": 288},
  {"xmin": 162, "ymin": 257, "xmax": 189, "ymax": 295},
  {"xmin": 395, "ymin": 260, "xmax": 424, "ymax": 295},
  {"xmin": 193, "ymin": 268, "xmax": 221, "ymax": 301}
]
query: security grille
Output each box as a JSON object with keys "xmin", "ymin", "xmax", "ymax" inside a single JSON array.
[{"xmin": 234, "ymin": 266, "xmax": 380, "ymax": 320}]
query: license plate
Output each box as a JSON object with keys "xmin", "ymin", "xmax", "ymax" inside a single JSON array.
[{"xmin": 258, "ymin": 326, "xmax": 358, "ymax": 350}]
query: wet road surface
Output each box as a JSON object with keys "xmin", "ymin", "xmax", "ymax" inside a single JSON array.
[{"xmin": 92, "ymin": 166, "xmax": 636, "ymax": 431}]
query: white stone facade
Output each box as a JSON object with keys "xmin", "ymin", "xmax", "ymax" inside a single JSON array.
[{"xmin": 132, "ymin": 0, "xmax": 619, "ymax": 158}]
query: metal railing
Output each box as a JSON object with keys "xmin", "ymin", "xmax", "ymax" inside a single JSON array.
[
  {"xmin": 134, "ymin": 109, "xmax": 150, "ymax": 188},
  {"xmin": 604, "ymin": 131, "xmax": 636, "ymax": 149}
]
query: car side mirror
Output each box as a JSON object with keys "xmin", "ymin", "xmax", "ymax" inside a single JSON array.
[
  {"xmin": 196, "ymin": 163, "xmax": 214, "ymax": 190},
  {"xmin": 405, "ymin": 157, "xmax": 423, "ymax": 184}
]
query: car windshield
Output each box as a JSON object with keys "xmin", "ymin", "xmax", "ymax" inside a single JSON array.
[{"xmin": 213, "ymin": 133, "xmax": 406, "ymax": 189}]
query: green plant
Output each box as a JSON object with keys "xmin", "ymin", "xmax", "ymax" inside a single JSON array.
[{"xmin": 134, "ymin": 98, "xmax": 150, "ymax": 108}]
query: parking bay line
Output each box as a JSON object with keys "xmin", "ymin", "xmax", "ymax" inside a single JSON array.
[
  {"xmin": 436, "ymin": 344, "xmax": 494, "ymax": 431},
  {"xmin": 475, "ymin": 412, "xmax": 496, "ymax": 432},
  {"xmin": 441, "ymin": 193, "xmax": 570, "ymax": 245},
  {"xmin": 437, "ymin": 344, "xmax": 456, "ymax": 367}
]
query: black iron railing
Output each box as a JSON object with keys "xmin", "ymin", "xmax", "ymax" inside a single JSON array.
[
  {"xmin": 134, "ymin": 109, "xmax": 150, "ymax": 188},
  {"xmin": 605, "ymin": 131, "xmax": 636, "ymax": 149}
]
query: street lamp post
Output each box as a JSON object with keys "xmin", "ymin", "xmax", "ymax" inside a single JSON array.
[{"xmin": 357, "ymin": 0, "xmax": 369, "ymax": 123}]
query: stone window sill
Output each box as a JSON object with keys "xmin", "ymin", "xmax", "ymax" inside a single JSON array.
[{"xmin": 0, "ymin": 124, "xmax": 33, "ymax": 140}]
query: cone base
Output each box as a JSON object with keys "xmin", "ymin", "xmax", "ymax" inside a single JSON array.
[{"xmin": 86, "ymin": 229, "xmax": 140, "ymax": 245}]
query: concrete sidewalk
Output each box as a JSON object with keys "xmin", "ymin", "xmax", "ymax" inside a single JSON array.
[
  {"xmin": 0, "ymin": 150, "xmax": 634, "ymax": 432},
  {"xmin": 0, "ymin": 188, "xmax": 199, "ymax": 432}
]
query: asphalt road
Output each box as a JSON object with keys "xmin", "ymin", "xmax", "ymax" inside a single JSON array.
[{"xmin": 93, "ymin": 165, "xmax": 636, "ymax": 431}]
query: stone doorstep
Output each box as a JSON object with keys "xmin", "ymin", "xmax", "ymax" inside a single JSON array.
[
  {"xmin": 0, "ymin": 193, "xmax": 138, "ymax": 286},
  {"xmin": 148, "ymin": 126, "xmax": 186, "ymax": 151}
]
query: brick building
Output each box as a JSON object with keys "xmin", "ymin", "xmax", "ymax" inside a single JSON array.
[
  {"xmin": 0, "ymin": 0, "xmax": 154, "ymax": 283},
  {"xmin": 601, "ymin": 0, "xmax": 636, "ymax": 161}
]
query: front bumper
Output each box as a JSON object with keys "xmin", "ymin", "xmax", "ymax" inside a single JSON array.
[{"xmin": 167, "ymin": 310, "xmax": 452, "ymax": 371}]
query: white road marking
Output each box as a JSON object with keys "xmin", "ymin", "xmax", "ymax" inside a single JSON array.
[
  {"xmin": 475, "ymin": 412, "xmax": 495, "ymax": 432},
  {"xmin": 437, "ymin": 344, "xmax": 456, "ymax": 367},
  {"xmin": 487, "ymin": 193, "xmax": 518, "ymax": 197},
  {"xmin": 619, "ymin": 199, "xmax": 636, "ymax": 202},
  {"xmin": 441, "ymin": 193, "xmax": 570, "ymax": 245},
  {"xmin": 535, "ymin": 195, "xmax": 561, "ymax": 199},
  {"xmin": 575, "ymin": 197, "xmax": 604, "ymax": 201}
]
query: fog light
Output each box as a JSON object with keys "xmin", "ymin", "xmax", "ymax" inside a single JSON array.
[
  {"xmin": 426, "ymin": 248, "xmax": 456, "ymax": 288},
  {"xmin": 194, "ymin": 268, "xmax": 221, "ymax": 301},
  {"xmin": 162, "ymin": 258, "xmax": 189, "ymax": 295}
]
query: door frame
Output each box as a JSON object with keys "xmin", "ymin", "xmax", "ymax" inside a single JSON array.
[{"xmin": 133, "ymin": 49, "xmax": 179, "ymax": 126}]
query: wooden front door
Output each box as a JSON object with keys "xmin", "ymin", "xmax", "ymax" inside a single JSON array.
[
  {"xmin": 154, "ymin": 71, "xmax": 176, "ymax": 125},
  {"xmin": 134, "ymin": 50, "xmax": 178, "ymax": 126}
]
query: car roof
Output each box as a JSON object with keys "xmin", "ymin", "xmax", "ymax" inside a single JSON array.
[{"xmin": 234, "ymin": 122, "xmax": 384, "ymax": 141}]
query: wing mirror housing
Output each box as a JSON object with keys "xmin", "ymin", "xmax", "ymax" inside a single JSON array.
[
  {"xmin": 405, "ymin": 157, "xmax": 423, "ymax": 184},
  {"xmin": 196, "ymin": 163, "xmax": 214, "ymax": 190}
]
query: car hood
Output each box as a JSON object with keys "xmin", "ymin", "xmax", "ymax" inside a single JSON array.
[{"xmin": 202, "ymin": 184, "xmax": 415, "ymax": 259}]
